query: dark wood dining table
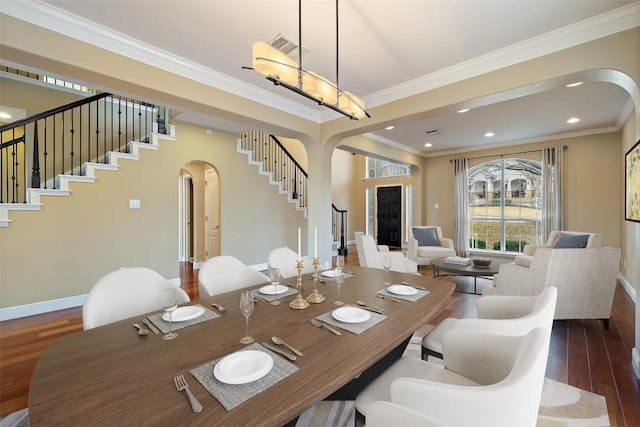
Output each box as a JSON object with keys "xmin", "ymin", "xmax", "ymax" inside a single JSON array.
[{"xmin": 29, "ymin": 266, "xmax": 454, "ymax": 426}]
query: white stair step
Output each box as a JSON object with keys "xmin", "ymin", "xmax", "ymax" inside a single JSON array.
[
  {"xmin": 57, "ymin": 175, "xmax": 96, "ymax": 190},
  {"xmin": 108, "ymin": 151, "xmax": 140, "ymax": 165},
  {"xmin": 84, "ymin": 162, "xmax": 119, "ymax": 177},
  {"xmin": 27, "ymin": 188, "xmax": 71, "ymax": 204},
  {"xmin": 0, "ymin": 203, "xmax": 42, "ymax": 227},
  {"xmin": 128, "ymin": 141, "xmax": 159, "ymax": 155}
]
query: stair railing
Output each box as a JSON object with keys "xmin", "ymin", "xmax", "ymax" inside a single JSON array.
[
  {"xmin": 1, "ymin": 93, "xmax": 167, "ymax": 204},
  {"xmin": 332, "ymin": 204, "xmax": 348, "ymax": 255}
]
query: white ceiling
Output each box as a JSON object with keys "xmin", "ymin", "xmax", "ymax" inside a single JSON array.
[{"xmin": 17, "ymin": 1, "xmax": 640, "ymax": 155}]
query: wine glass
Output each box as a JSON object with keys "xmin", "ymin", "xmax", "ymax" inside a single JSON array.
[
  {"xmin": 239, "ymin": 290, "xmax": 255, "ymax": 344},
  {"xmin": 334, "ymin": 267, "xmax": 344, "ymax": 306},
  {"xmin": 268, "ymin": 267, "xmax": 283, "ymax": 306},
  {"xmin": 383, "ymin": 255, "xmax": 392, "ymax": 285},
  {"xmin": 162, "ymin": 288, "xmax": 178, "ymax": 341},
  {"xmin": 336, "ymin": 255, "xmax": 345, "ymax": 269}
]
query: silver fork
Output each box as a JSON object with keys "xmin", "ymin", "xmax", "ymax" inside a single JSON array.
[{"xmin": 174, "ymin": 374, "xmax": 203, "ymax": 413}]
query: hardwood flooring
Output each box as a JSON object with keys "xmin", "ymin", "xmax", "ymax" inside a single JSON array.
[{"xmin": 1, "ymin": 250, "xmax": 638, "ymax": 425}]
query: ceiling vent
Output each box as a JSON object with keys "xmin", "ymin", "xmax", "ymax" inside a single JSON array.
[
  {"xmin": 268, "ymin": 33, "xmax": 309, "ymax": 58},
  {"xmin": 425, "ymin": 129, "xmax": 441, "ymax": 135}
]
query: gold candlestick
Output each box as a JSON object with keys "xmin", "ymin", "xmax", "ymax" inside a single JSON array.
[
  {"xmin": 306, "ymin": 257, "xmax": 325, "ymax": 303},
  {"xmin": 289, "ymin": 260, "xmax": 310, "ymax": 310}
]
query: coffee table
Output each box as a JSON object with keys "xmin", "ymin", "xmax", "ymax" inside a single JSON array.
[{"xmin": 430, "ymin": 258, "xmax": 509, "ymax": 294}]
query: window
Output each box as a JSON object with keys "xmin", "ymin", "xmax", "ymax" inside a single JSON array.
[
  {"xmin": 366, "ymin": 157, "xmax": 410, "ymax": 179},
  {"xmin": 468, "ymin": 158, "xmax": 542, "ymax": 253}
]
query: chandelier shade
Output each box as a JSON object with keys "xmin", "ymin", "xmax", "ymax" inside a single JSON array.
[
  {"xmin": 302, "ymin": 72, "xmax": 339, "ymax": 105},
  {"xmin": 252, "ymin": 42, "xmax": 299, "ymax": 87}
]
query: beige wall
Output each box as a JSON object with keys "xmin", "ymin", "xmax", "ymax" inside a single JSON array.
[
  {"xmin": 0, "ymin": 123, "xmax": 308, "ymax": 308},
  {"xmin": 423, "ymin": 132, "xmax": 623, "ymax": 247}
]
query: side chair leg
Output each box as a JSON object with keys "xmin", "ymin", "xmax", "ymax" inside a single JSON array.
[{"xmin": 601, "ymin": 318, "xmax": 610, "ymax": 330}]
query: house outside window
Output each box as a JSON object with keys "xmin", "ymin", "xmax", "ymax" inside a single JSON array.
[
  {"xmin": 468, "ymin": 158, "xmax": 542, "ymax": 253},
  {"xmin": 366, "ymin": 157, "xmax": 410, "ymax": 179}
]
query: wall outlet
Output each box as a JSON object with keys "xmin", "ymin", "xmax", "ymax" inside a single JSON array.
[
  {"xmin": 129, "ymin": 199, "xmax": 141, "ymax": 209},
  {"xmin": 435, "ymin": 203, "xmax": 439, "ymax": 209}
]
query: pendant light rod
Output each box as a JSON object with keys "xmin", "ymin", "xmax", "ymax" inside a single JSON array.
[{"xmin": 336, "ymin": 0, "xmax": 339, "ymax": 90}]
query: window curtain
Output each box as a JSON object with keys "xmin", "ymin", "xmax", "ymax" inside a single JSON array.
[
  {"xmin": 453, "ymin": 157, "xmax": 470, "ymax": 257},
  {"xmin": 541, "ymin": 146, "xmax": 564, "ymax": 239}
]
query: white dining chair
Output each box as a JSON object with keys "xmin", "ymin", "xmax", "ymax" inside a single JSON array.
[
  {"xmin": 82, "ymin": 267, "xmax": 190, "ymax": 330},
  {"xmin": 422, "ymin": 286, "xmax": 557, "ymax": 359},
  {"xmin": 356, "ymin": 327, "xmax": 550, "ymax": 427},
  {"xmin": 198, "ymin": 255, "xmax": 269, "ymax": 297},
  {"xmin": 267, "ymin": 247, "xmax": 314, "ymax": 278}
]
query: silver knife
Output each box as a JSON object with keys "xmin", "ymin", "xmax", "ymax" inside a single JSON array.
[
  {"xmin": 143, "ymin": 318, "xmax": 160, "ymax": 335},
  {"xmin": 401, "ymin": 281, "xmax": 427, "ymax": 290},
  {"xmin": 357, "ymin": 305, "xmax": 385, "ymax": 315},
  {"xmin": 262, "ymin": 342, "xmax": 297, "ymax": 361}
]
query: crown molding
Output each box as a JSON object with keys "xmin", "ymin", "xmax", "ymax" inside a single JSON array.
[{"xmin": 362, "ymin": 133, "xmax": 425, "ymax": 157}]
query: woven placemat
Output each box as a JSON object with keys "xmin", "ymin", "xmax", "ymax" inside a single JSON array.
[
  {"xmin": 148, "ymin": 304, "xmax": 219, "ymax": 334},
  {"xmin": 250, "ymin": 286, "xmax": 298, "ymax": 302},
  {"xmin": 190, "ymin": 343, "xmax": 299, "ymax": 411},
  {"xmin": 315, "ymin": 305, "xmax": 386, "ymax": 335},
  {"xmin": 375, "ymin": 286, "xmax": 430, "ymax": 302}
]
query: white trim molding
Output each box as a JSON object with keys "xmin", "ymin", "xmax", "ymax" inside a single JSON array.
[{"xmin": 0, "ymin": 294, "xmax": 86, "ymax": 321}]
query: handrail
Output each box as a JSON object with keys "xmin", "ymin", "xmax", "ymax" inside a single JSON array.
[{"xmin": 332, "ymin": 204, "xmax": 348, "ymax": 255}]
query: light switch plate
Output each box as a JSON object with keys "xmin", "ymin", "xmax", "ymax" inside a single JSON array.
[{"xmin": 129, "ymin": 199, "xmax": 141, "ymax": 209}]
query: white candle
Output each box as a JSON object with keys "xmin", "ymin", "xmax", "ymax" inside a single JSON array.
[
  {"xmin": 314, "ymin": 227, "xmax": 318, "ymax": 259},
  {"xmin": 297, "ymin": 227, "xmax": 301, "ymax": 261}
]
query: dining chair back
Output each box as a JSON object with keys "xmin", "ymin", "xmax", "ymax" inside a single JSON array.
[
  {"xmin": 198, "ymin": 255, "xmax": 269, "ymax": 297},
  {"xmin": 82, "ymin": 267, "xmax": 190, "ymax": 330},
  {"xmin": 267, "ymin": 247, "xmax": 314, "ymax": 278}
]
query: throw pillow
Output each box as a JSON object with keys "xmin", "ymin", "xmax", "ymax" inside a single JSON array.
[
  {"xmin": 552, "ymin": 232, "xmax": 590, "ymax": 249},
  {"xmin": 413, "ymin": 227, "xmax": 440, "ymax": 246}
]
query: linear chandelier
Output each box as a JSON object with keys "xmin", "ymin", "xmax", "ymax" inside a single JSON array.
[{"xmin": 245, "ymin": 0, "xmax": 370, "ymax": 120}]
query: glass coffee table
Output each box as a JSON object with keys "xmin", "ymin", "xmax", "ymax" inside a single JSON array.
[{"xmin": 430, "ymin": 258, "xmax": 509, "ymax": 294}]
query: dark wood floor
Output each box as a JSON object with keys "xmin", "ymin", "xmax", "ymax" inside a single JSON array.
[{"xmin": 1, "ymin": 250, "xmax": 638, "ymax": 425}]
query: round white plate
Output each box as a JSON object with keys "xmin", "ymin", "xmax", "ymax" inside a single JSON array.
[
  {"xmin": 162, "ymin": 305, "xmax": 205, "ymax": 322},
  {"xmin": 214, "ymin": 350, "xmax": 274, "ymax": 385},
  {"xmin": 321, "ymin": 269, "xmax": 340, "ymax": 278},
  {"xmin": 259, "ymin": 284, "xmax": 288, "ymax": 295},
  {"xmin": 332, "ymin": 306, "xmax": 371, "ymax": 324},
  {"xmin": 387, "ymin": 284, "xmax": 419, "ymax": 296}
]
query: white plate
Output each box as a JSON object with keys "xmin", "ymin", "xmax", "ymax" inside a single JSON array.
[
  {"xmin": 214, "ymin": 350, "xmax": 274, "ymax": 385},
  {"xmin": 259, "ymin": 284, "xmax": 288, "ymax": 295},
  {"xmin": 332, "ymin": 306, "xmax": 371, "ymax": 324},
  {"xmin": 387, "ymin": 284, "xmax": 419, "ymax": 296},
  {"xmin": 321, "ymin": 269, "xmax": 340, "ymax": 278},
  {"xmin": 162, "ymin": 305, "xmax": 205, "ymax": 322}
]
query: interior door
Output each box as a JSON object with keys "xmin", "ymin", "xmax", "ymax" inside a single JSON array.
[
  {"xmin": 205, "ymin": 169, "xmax": 220, "ymax": 259},
  {"xmin": 377, "ymin": 186, "xmax": 402, "ymax": 247}
]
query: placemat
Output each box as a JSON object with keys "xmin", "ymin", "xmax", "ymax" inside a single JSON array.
[
  {"xmin": 190, "ymin": 343, "xmax": 299, "ymax": 411},
  {"xmin": 315, "ymin": 305, "xmax": 386, "ymax": 335},
  {"xmin": 251, "ymin": 286, "xmax": 298, "ymax": 302},
  {"xmin": 148, "ymin": 304, "xmax": 219, "ymax": 334},
  {"xmin": 376, "ymin": 286, "xmax": 430, "ymax": 302},
  {"xmin": 317, "ymin": 271, "xmax": 355, "ymax": 282}
]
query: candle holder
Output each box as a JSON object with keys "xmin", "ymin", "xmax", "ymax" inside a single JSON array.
[
  {"xmin": 306, "ymin": 257, "xmax": 325, "ymax": 303},
  {"xmin": 289, "ymin": 260, "xmax": 310, "ymax": 310}
]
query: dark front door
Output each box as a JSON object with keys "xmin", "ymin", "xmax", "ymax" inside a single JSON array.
[{"xmin": 377, "ymin": 186, "xmax": 402, "ymax": 247}]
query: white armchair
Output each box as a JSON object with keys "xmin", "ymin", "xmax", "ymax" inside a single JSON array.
[
  {"xmin": 515, "ymin": 230, "xmax": 601, "ymax": 268},
  {"xmin": 483, "ymin": 247, "xmax": 620, "ymax": 329},
  {"xmin": 422, "ymin": 287, "xmax": 557, "ymax": 359},
  {"xmin": 267, "ymin": 247, "xmax": 314, "ymax": 278},
  {"xmin": 407, "ymin": 226, "xmax": 456, "ymax": 266},
  {"xmin": 354, "ymin": 231, "xmax": 418, "ymax": 274},
  {"xmin": 198, "ymin": 255, "xmax": 269, "ymax": 297},
  {"xmin": 356, "ymin": 328, "xmax": 550, "ymax": 427}
]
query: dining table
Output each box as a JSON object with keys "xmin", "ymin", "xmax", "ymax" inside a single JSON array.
[{"xmin": 29, "ymin": 266, "xmax": 455, "ymax": 426}]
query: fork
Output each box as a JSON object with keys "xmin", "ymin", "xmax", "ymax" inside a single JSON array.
[{"xmin": 174, "ymin": 374, "xmax": 203, "ymax": 413}]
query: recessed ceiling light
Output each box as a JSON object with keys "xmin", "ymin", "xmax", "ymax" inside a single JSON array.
[
  {"xmin": 484, "ymin": 132, "xmax": 495, "ymax": 137},
  {"xmin": 566, "ymin": 82, "xmax": 583, "ymax": 88},
  {"xmin": 0, "ymin": 112, "xmax": 11, "ymax": 119},
  {"xmin": 385, "ymin": 126, "xmax": 394, "ymax": 130},
  {"xmin": 424, "ymin": 143, "xmax": 433, "ymax": 148},
  {"xmin": 457, "ymin": 108, "xmax": 470, "ymax": 113},
  {"xmin": 567, "ymin": 117, "xmax": 580, "ymax": 124}
]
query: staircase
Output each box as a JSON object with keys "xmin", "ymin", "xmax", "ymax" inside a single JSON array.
[{"xmin": 0, "ymin": 90, "xmax": 172, "ymax": 227}]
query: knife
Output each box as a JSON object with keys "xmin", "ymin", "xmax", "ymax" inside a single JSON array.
[
  {"xmin": 262, "ymin": 342, "xmax": 297, "ymax": 361},
  {"xmin": 401, "ymin": 281, "xmax": 427, "ymax": 290},
  {"xmin": 143, "ymin": 318, "xmax": 160, "ymax": 335},
  {"xmin": 357, "ymin": 305, "xmax": 385, "ymax": 315}
]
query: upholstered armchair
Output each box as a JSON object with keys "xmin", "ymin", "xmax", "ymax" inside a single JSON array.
[
  {"xmin": 198, "ymin": 255, "xmax": 269, "ymax": 297},
  {"xmin": 267, "ymin": 247, "xmax": 314, "ymax": 278},
  {"xmin": 354, "ymin": 232, "xmax": 418, "ymax": 274},
  {"xmin": 356, "ymin": 328, "xmax": 550, "ymax": 427},
  {"xmin": 483, "ymin": 247, "xmax": 620, "ymax": 328},
  {"xmin": 407, "ymin": 226, "xmax": 456, "ymax": 266},
  {"xmin": 515, "ymin": 230, "xmax": 601, "ymax": 268}
]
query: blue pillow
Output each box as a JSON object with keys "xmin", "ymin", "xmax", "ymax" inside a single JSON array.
[
  {"xmin": 552, "ymin": 232, "xmax": 589, "ymax": 249},
  {"xmin": 413, "ymin": 227, "xmax": 440, "ymax": 246}
]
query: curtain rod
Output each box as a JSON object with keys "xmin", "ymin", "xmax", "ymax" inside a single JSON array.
[{"xmin": 450, "ymin": 145, "xmax": 568, "ymax": 162}]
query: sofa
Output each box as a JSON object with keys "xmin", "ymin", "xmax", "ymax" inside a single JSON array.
[
  {"xmin": 407, "ymin": 226, "xmax": 456, "ymax": 266},
  {"xmin": 354, "ymin": 231, "xmax": 418, "ymax": 274},
  {"xmin": 515, "ymin": 230, "xmax": 601, "ymax": 268},
  {"xmin": 483, "ymin": 247, "xmax": 620, "ymax": 328}
]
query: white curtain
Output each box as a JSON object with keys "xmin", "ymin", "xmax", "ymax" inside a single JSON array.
[
  {"xmin": 541, "ymin": 146, "xmax": 564, "ymax": 239},
  {"xmin": 453, "ymin": 158, "xmax": 469, "ymax": 257}
]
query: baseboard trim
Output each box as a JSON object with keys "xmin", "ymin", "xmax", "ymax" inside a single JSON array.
[
  {"xmin": 618, "ymin": 272, "xmax": 636, "ymax": 303},
  {"xmin": 0, "ymin": 280, "xmax": 184, "ymax": 321},
  {"xmin": 0, "ymin": 294, "xmax": 87, "ymax": 321},
  {"xmin": 633, "ymin": 348, "xmax": 640, "ymax": 380}
]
